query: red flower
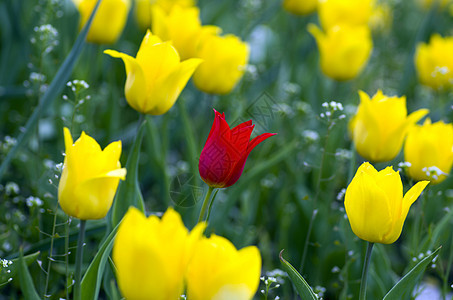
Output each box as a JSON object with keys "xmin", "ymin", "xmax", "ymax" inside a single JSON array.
[{"xmin": 199, "ymin": 109, "xmax": 276, "ymax": 188}]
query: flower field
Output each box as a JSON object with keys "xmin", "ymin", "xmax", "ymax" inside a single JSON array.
[{"xmin": 0, "ymin": 0, "xmax": 452, "ymax": 299}]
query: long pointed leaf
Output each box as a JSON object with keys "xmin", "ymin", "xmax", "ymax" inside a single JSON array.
[
  {"xmin": 383, "ymin": 246, "xmax": 441, "ymax": 300},
  {"xmin": 111, "ymin": 119, "xmax": 146, "ymax": 227},
  {"xmin": 18, "ymin": 250, "xmax": 40, "ymax": 300},
  {"xmin": 0, "ymin": 0, "xmax": 103, "ymax": 180},
  {"xmin": 81, "ymin": 221, "xmax": 121, "ymax": 300},
  {"xmin": 279, "ymin": 250, "xmax": 318, "ymax": 300}
]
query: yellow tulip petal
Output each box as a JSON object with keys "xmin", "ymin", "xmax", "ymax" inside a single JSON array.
[
  {"xmin": 137, "ymin": 40, "xmax": 180, "ymax": 88},
  {"xmin": 104, "ymin": 49, "xmax": 148, "ymax": 113},
  {"xmin": 146, "ymin": 58, "xmax": 202, "ymax": 115},
  {"xmin": 345, "ymin": 167, "xmax": 392, "ymax": 243}
]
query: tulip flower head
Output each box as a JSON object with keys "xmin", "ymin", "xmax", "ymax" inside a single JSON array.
[
  {"xmin": 308, "ymin": 24, "xmax": 373, "ymax": 81},
  {"xmin": 113, "ymin": 207, "xmax": 205, "ymax": 300},
  {"xmin": 72, "ymin": 0, "xmax": 131, "ymax": 44},
  {"xmin": 404, "ymin": 119, "xmax": 453, "ymax": 184},
  {"xmin": 345, "ymin": 162, "xmax": 429, "ymax": 244},
  {"xmin": 199, "ymin": 110, "xmax": 276, "ymax": 188},
  {"xmin": 415, "ymin": 34, "xmax": 453, "ymax": 90},
  {"xmin": 105, "ymin": 30, "xmax": 202, "ymax": 115},
  {"xmin": 186, "ymin": 234, "xmax": 261, "ymax": 300},
  {"xmin": 135, "ymin": 0, "xmax": 196, "ymax": 29},
  {"xmin": 193, "ymin": 33, "xmax": 250, "ymax": 94},
  {"xmin": 282, "ymin": 0, "xmax": 318, "ymax": 15},
  {"xmin": 58, "ymin": 128, "xmax": 126, "ymax": 220},
  {"xmin": 349, "ymin": 90, "xmax": 429, "ymax": 163},
  {"xmin": 151, "ymin": 5, "xmax": 220, "ymax": 60},
  {"xmin": 318, "ymin": 0, "xmax": 375, "ymax": 30}
]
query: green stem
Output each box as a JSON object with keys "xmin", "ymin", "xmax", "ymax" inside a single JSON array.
[
  {"xmin": 43, "ymin": 202, "xmax": 59, "ymax": 297},
  {"xmin": 359, "ymin": 242, "xmax": 374, "ymax": 300},
  {"xmin": 73, "ymin": 220, "xmax": 86, "ymax": 300},
  {"xmin": 65, "ymin": 216, "xmax": 70, "ymax": 300},
  {"xmin": 299, "ymin": 123, "xmax": 331, "ymax": 273},
  {"xmin": 198, "ymin": 186, "xmax": 215, "ymax": 224},
  {"xmin": 177, "ymin": 98, "xmax": 198, "ymax": 177}
]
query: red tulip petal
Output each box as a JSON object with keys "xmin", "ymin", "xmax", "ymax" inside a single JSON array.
[{"xmin": 246, "ymin": 132, "xmax": 277, "ymax": 155}]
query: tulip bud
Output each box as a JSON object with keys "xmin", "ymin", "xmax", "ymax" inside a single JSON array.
[
  {"xmin": 72, "ymin": 0, "xmax": 131, "ymax": 44},
  {"xmin": 186, "ymin": 234, "xmax": 261, "ymax": 300},
  {"xmin": 349, "ymin": 90, "xmax": 429, "ymax": 163},
  {"xmin": 282, "ymin": 0, "xmax": 318, "ymax": 15},
  {"xmin": 415, "ymin": 34, "xmax": 453, "ymax": 90},
  {"xmin": 404, "ymin": 119, "xmax": 453, "ymax": 184},
  {"xmin": 193, "ymin": 33, "xmax": 250, "ymax": 94},
  {"xmin": 105, "ymin": 30, "xmax": 202, "ymax": 115},
  {"xmin": 308, "ymin": 24, "xmax": 373, "ymax": 81},
  {"xmin": 345, "ymin": 162, "xmax": 429, "ymax": 244},
  {"xmin": 113, "ymin": 207, "xmax": 205, "ymax": 300},
  {"xmin": 58, "ymin": 128, "xmax": 126, "ymax": 220},
  {"xmin": 199, "ymin": 109, "xmax": 276, "ymax": 188}
]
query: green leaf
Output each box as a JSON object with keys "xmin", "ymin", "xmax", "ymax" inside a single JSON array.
[
  {"xmin": 18, "ymin": 250, "xmax": 40, "ymax": 300},
  {"xmin": 81, "ymin": 220, "xmax": 121, "ymax": 300},
  {"xmin": 383, "ymin": 246, "xmax": 441, "ymax": 300},
  {"xmin": 279, "ymin": 250, "xmax": 318, "ymax": 300},
  {"xmin": 0, "ymin": 251, "xmax": 39, "ymax": 286},
  {"xmin": 0, "ymin": 0, "xmax": 102, "ymax": 180},
  {"xmin": 111, "ymin": 118, "xmax": 146, "ymax": 227}
]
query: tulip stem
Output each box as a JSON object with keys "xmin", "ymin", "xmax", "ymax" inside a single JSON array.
[
  {"xmin": 359, "ymin": 242, "xmax": 374, "ymax": 300},
  {"xmin": 74, "ymin": 220, "xmax": 86, "ymax": 300},
  {"xmin": 198, "ymin": 186, "xmax": 215, "ymax": 224}
]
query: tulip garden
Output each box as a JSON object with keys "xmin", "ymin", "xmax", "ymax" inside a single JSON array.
[{"xmin": 0, "ymin": 0, "xmax": 453, "ymax": 299}]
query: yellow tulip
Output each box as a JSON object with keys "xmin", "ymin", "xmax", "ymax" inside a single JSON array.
[
  {"xmin": 308, "ymin": 24, "xmax": 373, "ymax": 81},
  {"xmin": 345, "ymin": 162, "xmax": 429, "ymax": 244},
  {"xmin": 113, "ymin": 207, "xmax": 205, "ymax": 300},
  {"xmin": 58, "ymin": 128, "xmax": 126, "ymax": 220},
  {"xmin": 186, "ymin": 234, "xmax": 261, "ymax": 300},
  {"xmin": 414, "ymin": 34, "xmax": 453, "ymax": 90},
  {"xmin": 105, "ymin": 30, "xmax": 202, "ymax": 115},
  {"xmin": 72, "ymin": 0, "xmax": 131, "ymax": 44},
  {"xmin": 135, "ymin": 0, "xmax": 196, "ymax": 30},
  {"xmin": 151, "ymin": 5, "xmax": 220, "ymax": 60},
  {"xmin": 282, "ymin": 0, "xmax": 318, "ymax": 15},
  {"xmin": 193, "ymin": 33, "xmax": 250, "ymax": 95},
  {"xmin": 349, "ymin": 90, "xmax": 429, "ymax": 163},
  {"xmin": 404, "ymin": 119, "xmax": 453, "ymax": 184},
  {"xmin": 318, "ymin": 0, "xmax": 375, "ymax": 30}
]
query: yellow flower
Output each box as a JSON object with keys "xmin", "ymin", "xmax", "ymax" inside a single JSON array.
[
  {"xmin": 404, "ymin": 119, "xmax": 453, "ymax": 184},
  {"xmin": 151, "ymin": 5, "xmax": 220, "ymax": 60},
  {"xmin": 414, "ymin": 34, "xmax": 453, "ymax": 90},
  {"xmin": 186, "ymin": 234, "xmax": 261, "ymax": 300},
  {"xmin": 349, "ymin": 90, "xmax": 429, "ymax": 163},
  {"xmin": 308, "ymin": 24, "xmax": 373, "ymax": 81},
  {"xmin": 72, "ymin": 0, "xmax": 131, "ymax": 44},
  {"xmin": 105, "ymin": 30, "xmax": 202, "ymax": 115},
  {"xmin": 282, "ymin": 0, "xmax": 318, "ymax": 15},
  {"xmin": 113, "ymin": 207, "xmax": 205, "ymax": 300},
  {"xmin": 135, "ymin": 0, "xmax": 196, "ymax": 30},
  {"xmin": 345, "ymin": 162, "xmax": 429, "ymax": 244},
  {"xmin": 193, "ymin": 33, "xmax": 250, "ymax": 95},
  {"xmin": 58, "ymin": 128, "xmax": 126, "ymax": 220},
  {"xmin": 318, "ymin": 0, "xmax": 375, "ymax": 30}
]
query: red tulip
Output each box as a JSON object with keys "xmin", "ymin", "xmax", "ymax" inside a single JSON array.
[{"xmin": 199, "ymin": 109, "xmax": 276, "ymax": 188}]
